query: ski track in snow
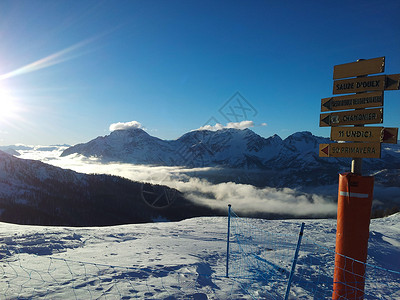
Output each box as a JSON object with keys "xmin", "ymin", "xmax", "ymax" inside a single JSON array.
[{"xmin": 1, "ymin": 214, "xmax": 399, "ymax": 299}]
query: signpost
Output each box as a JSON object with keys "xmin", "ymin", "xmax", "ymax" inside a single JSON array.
[
  {"xmin": 319, "ymin": 108, "xmax": 383, "ymax": 127},
  {"xmin": 333, "ymin": 56, "xmax": 385, "ymax": 79},
  {"xmin": 321, "ymin": 91, "xmax": 383, "ymax": 112},
  {"xmin": 319, "ymin": 143, "xmax": 381, "ymax": 159},
  {"xmin": 330, "ymin": 127, "xmax": 398, "ymax": 143},
  {"xmin": 318, "ymin": 56, "xmax": 399, "ymax": 300},
  {"xmin": 333, "ymin": 73, "xmax": 400, "ymax": 94},
  {"xmin": 319, "ymin": 57, "xmax": 398, "ymax": 158}
]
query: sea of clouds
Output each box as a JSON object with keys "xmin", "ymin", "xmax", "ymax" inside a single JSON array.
[{"xmin": 14, "ymin": 146, "xmax": 339, "ymax": 218}]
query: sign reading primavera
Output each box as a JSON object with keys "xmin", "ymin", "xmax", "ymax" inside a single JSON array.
[{"xmin": 319, "ymin": 143, "xmax": 381, "ymax": 159}]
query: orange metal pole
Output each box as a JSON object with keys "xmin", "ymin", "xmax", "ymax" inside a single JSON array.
[{"xmin": 332, "ymin": 172, "xmax": 374, "ymax": 299}]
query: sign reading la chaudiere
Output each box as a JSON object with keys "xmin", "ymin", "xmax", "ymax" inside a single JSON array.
[
  {"xmin": 333, "ymin": 56, "xmax": 385, "ymax": 80},
  {"xmin": 330, "ymin": 127, "xmax": 398, "ymax": 144},
  {"xmin": 321, "ymin": 91, "xmax": 383, "ymax": 112},
  {"xmin": 333, "ymin": 74, "xmax": 400, "ymax": 94},
  {"xmin": 320, "ymin": 108, "xmax": 383, "ymax": 127},
  {"xmin": 319, "ymin": 143, "xmax": 381, "ymax": 158}
]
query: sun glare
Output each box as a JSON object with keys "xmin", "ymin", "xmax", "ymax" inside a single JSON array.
[{"xmin": 0, "ymin": 85, "xmax": 19, "ymax": 121}]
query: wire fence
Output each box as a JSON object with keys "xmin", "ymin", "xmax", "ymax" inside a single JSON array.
[
  {"xmin": 227, "ymin": 207, "xmax": 400, "ymax": 299},
  {"xmin": 1, "ymin": 208, "xmax": 399, "ymax": 299},
  {"xmin": 0, "ymin": 248, "xmax": 247, "ymax": 299}
]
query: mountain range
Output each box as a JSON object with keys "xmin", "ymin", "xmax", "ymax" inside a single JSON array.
[
  {"xmin": 1, "ymin": 128, "xmax": 398, "ymax": 226},
  {"xmin": 60, "ymin": 128, "xmax": 400, "ymax": 187}
]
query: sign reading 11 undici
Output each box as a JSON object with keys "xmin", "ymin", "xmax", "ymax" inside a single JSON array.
[
  {"xmin": 319, "ymin": 56, "xmax": 399, "ymax": 159},
  {"xmin": 330, "ymin": 127, "xmax": 398, "ymax": 144}
]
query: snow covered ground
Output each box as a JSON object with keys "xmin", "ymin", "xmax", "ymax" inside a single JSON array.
[{"xmin": 1, "ymin": 213, "xmax": 399, "ymax": 299}]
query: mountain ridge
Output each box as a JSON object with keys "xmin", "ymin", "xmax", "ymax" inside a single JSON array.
[
  {"xmin": 60, "ymin": 128, "xmax": 400, "ymax": 177},
  {"xmin": 61, "ymin": 128, "xmax": 329, "ymax": 166}
]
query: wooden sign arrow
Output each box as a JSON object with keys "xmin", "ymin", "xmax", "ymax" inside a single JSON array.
[
  {"xmin": 381, "ymin": 127, "xmax": 398, "ymax": 144},
  {"xmin": 330, "ymin": 127, "xmax": 398, "ymax": 143},
  {"xmin": 319, "ymin": 144, "xmax": 330, "ymax": 157},
  {"xmin": 333, "ymin": 57, "xmax": 385, "ymax": 80},
  {"xmin": 333, "ymin": 74, "xmax": 400, "ymax": 94},
  {"xmin": 386, "ymin": 74, "xmax": 400, "ymax": 90},
  {"xmin": 319, "ymin": 143, "xmax": 381, "ymax": 158},
  {"xmin": 321, "ymin": 92, "xmax": 383, "ymax": 112},
  {"xmin": 320, "ymin": 108, "xmax": 383, "ymax": 127}
]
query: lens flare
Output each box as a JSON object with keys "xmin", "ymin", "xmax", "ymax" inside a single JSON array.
[
  {"xmin": 0, "ymin": 85, "xmax": 19, "ymax": 121},
  {"xmin": 0, "ymin": 38, "xmax": 96, "ymax": 81}
]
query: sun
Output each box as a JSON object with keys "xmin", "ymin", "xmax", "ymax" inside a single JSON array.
[{"xmin": 0, "ymin": 85, "xmax": 19, "ymax": 121}]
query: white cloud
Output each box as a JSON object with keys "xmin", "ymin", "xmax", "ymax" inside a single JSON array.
[
  {"xmin": 174, "ymin": 178, "xmax": 337, "ymax": 217},
  {"xmin": 196, "ymin": 120, "xmax": 264, "ymax": 131},
  {"xmin": 226, "ymin": 121, "xmax": 255, "ymax": 129},
  {"xmin": 196, "ymin": 123, "xmax": 225, "ymax": 131},
  {"xmin": 109, "ymin": 121, "xmax": 143, "ymax": 132}
]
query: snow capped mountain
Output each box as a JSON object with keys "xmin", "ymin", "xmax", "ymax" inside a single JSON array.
[
  {"xmin": 60, "ymin": 128, "xmax": 400, "ymax": 187},
  {"xmin": 61, "ymin": 128, "xmax": 175, "ymax": 165},
  {"xmin": 173, "ymin": 128, "xmax": 282, "ymax": 168},
  {"xmin": 61, "ymin": 128, "xmax": 300, "ymax": 168}
]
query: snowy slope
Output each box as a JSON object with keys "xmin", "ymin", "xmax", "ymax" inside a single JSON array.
[{"xmin": 0, "ymin": 214, "xmax": 399, "ymax": 299}]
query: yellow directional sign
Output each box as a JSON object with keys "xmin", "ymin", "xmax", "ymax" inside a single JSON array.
[
  {"xmin": 333, "ymin": 57, "xmax": 385, "ymax": 80},
  {"xmin": 320, "ymin": 108, "xmax": 383, "ymax": 127},
  {"xmin": 320, "ymin": 56, "xmax": 399, "ymax": 163},
  {"xmin": 319, "ymin": 143, "xmax": 381, "ymax": 158},
  {"xmin": 333, "ymin": 74, "xmax": 400, "ymax": 94},
  {"xmin": 321, "ymin": 92, "xmax": 383, "ymax": 112},
  {"xmin": 330, "ymin": 127, "xmax": 398, "ymax": 144}
]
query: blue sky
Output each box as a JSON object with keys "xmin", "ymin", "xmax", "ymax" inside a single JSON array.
[{"xmin": 0, "ymin": 0, "xmax": 399, "ymax": 146}]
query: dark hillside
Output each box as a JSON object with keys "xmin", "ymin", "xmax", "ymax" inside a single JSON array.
[{"xmin": 0, "ymin": 151, "xmax": 219, "ymax": 226}]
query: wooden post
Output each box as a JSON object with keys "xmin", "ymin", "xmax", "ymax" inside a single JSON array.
[
  {"xmin": 351, "ymin": 157, "xmax": 362, "ymax": 175},
  {"xmin": 351, "ymin": 60, "xmax": 366, "ymax": 176}
]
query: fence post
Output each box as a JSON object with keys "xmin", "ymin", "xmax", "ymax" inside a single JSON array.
[
  {"xmin": 284, "ymin": 222, "xmax": 305, "ymax": 300},
  {"xmin": 226, "ymin": 204, "xmax": 232, "ymax": 278}
]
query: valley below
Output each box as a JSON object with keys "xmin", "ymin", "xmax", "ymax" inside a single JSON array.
[{"xmin": 1, "ymin": 128, "xmax": 398, "ymax": 226}]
